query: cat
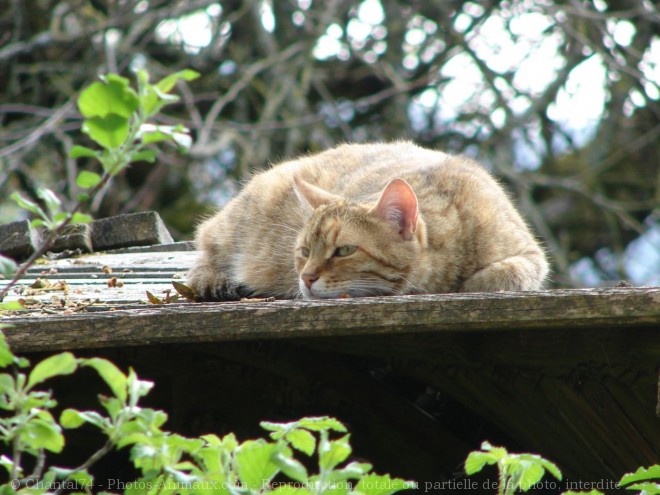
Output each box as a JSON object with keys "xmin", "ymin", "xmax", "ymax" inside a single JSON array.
[{"xmin": 187, "ymin": 141, "xmax": 549, "ymax": 300}]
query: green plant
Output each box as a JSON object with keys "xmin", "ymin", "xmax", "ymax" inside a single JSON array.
[
  {"xmin": 0, "ymin": 68, "xmax": 199, "ymax": 307},
  {"xmin": 466, "ymin": 441, "xmax": 660, "ymax": 495},
  {"xmin": 465, "ymin": 441, "xmax": 562, "ymax": 495},
  {"xmin": 0, "ymin": 332, "xmax": 414, "ymax": 495},
  {"xmin": 619, "ymin": 466, "xmax": 660, "ymax": 495}
]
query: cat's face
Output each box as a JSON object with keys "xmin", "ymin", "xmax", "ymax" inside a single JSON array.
[
  {"xmin": 293, "ymin": 177, "xmax": 421, "ymax": 299},
  {"xmin": 293, "ymin": 203, "xmax": 413, "ymax": 298}
]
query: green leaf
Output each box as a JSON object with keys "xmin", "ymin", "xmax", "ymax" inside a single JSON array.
[
  {"xmin": 0, "ymin": 373, "xmax": 15, "ymax": 395},
  {"xmin": 130, "ymin": 149, "xmax": 157, "ymax": 163},
  {"xmin": 0, "ymin": 455, "xmax": 14, "ymax": 476},
  {"xmin": 82, "ymin": 358, "xmax": 127, "ymax": 402},
  {"xmin": 27, "ymin": 352, "xmax": 78, "ymax": 390},
  {"xmin": 200, "ymin": 434, "xmax": 222, "ymax": 447},
  {"xmin": 22, "ymin": 410, "xmax": 65, "ymax": 453},
  {"xmin": 319, "ymin": 479, "xmax": 351, "ymax": 495},
  {"xmin": 104, "ymin": 73, "xmax": 132, "ymax": 87},
  {"xmin": 621, "ymin": 466, "xmax": 660, "ymax": 487},
  {"xmin": 0, "ymin": 255, "xmax": 17, "ymax": 278},
  {"xmin": 319, "ymin": 435, "xmax": 351, "ymax": 471},
  {"xmin": 60, "ymin": 409, "xmax": 87, "ymax": 428},
  {"xmin": 139, "ymin": 69, "xmax": 198, "ymax": 117},
  {"xmin": 166, "ymin": 467, "xmax": 201, "ymax": 488},
  {"xmin": 0, "ymin": 301, "xmax": 24, "ymax": 311},
  {"xmin": 261, "ymin": 420, "xmax": 288, "ymax": 434},
  {"xmin": 286, "ymin": 429, "xmax": 316, "ymax": 456},
  {"xmin": 235, "ymin": 440, "xmax": 280, "ymax": 490},
  {"xmin": 465, "ymin": 451, "xmax": 498, "ymax": 475},
  {"xmin": 0, "ymin": 333, "xmax": 16, "ymax": 367},
  {"xmin": 152, "ymin": 88, "xmax": 180, "ymax": 105},
  {"xmin": 71, "ymin": 212, "xmax": 93, "ymax": 224},
  {"xmin": 82, "ymin": 114, "xmax": 130, "ymax": 150},
  {"xmin": 220, "ymin": 432, "xmax": 239, "ymax": 451},
  {"xmin": 139, "ymin": 86, "xmax": 162, "ymax": 117},
  {"xmin": 76, "ymin": 170, "xmax": 102, "ymax": 189},
  {"xmin": 49, "ymin": 467, "xmax": 94, "ymax": 488},
  {"xmin": 117, "ymin": 430, "xmax": 152, "ymax": 450},
  {"xmin": 627, "ymin": 483, "xmax": 660, "ymax": 495},
  {"xmin": 141, "ymin": 130, "xmax": 172, "ymax": 145},
  {"xmin": 70, "ymin": 145, "xmax": 101, "ymax": 159},
  {"xmin": 270, "ymin": 487, "xmax": 314, "ymax": 495},
  {"xmin": 274, "ymin": 452, "xmax": 308, "ymax": 483},
  {"xmin": 297, "ymin": 417, "xmax": 347, "ymax": 433},
  {"xmin": 16, "ymin": 357, "xmax": 30, "ymax": 368},
  {"xmin": 479, "ymin": 441, "xmax": 508, "ymax": 459},
  {"xmin": 10, "ymin": 191, "xmax": 41, "ymax": 215},
  {"xmin": 53, "ymin": 212, "xmax": 70, "ymax": 224},
  {"xmin": 37, "ymin": 188, "xmax": 62, "ymax": 214},
  {"xmin": 517, "ymin": 462, "xmax": 544, "ymax": 491},
  {"xmin": 327, "ymin": 462, "xmax": 373, "ymax": 482},
  {"xmin": 154, "ymin": 69, "xmax": 200, "ymax": 93},
  {"xmin": 166, "ymin": 433, "xmax": 205, "ymax": 453},
  {"xmin": 61, "ymin": 409, "xmax": 108, "ymax": 430},
  {"xmin": 78, "ymin": 78, "xmax": 139, "ymax": 119},
  {"xmin": 138, "ymin": 124, "xmax": 192, "ymax": 150},
  {"xmin": 137, "ymin": 68, "xmax": 150, "ymax": 86},
  {"xmin": 538, "ymin": 457, "xmax": 562, "ymax": 481},
  {"xmin": 353, "ymin": 474, "xmax": 415, "ymax": 495},
  {"xmin": 197, "ymin": 446, "xmax": 223, "ymax": 473}
]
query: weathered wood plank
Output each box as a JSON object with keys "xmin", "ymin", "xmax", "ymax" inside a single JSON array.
[
  {"xmin": 0, "ymin": 251, "xmax": 195, "ymax": 307},
  {"xmin": 2, "ymin": 287, "xmax": 659, "ymax": 356},
  {"xmin": 22, "ymin": 250, "xmax": 197, "ymax": 272}
]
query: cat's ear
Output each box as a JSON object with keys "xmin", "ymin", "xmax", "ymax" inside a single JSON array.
[
  {"xmin": 371, "ymin": 178, "xmax": 418, "ymax": 241},
  {"xmin": 293, "ymin": 176, "xmax": 342, "ymax": 210}
]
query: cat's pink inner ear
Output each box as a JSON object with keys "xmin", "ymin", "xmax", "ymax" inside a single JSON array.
[
  {"xmin": 293, "ymin": 176, "xmax": 342, "ymax": 209},
  {"xmin": 373, "ymin": 178, "xmax": 419, "ymax": 241}
]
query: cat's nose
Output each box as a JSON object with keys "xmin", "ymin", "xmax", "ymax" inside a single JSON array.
[{"xmin": 301, "ymin": 273, "xmax": 319, "ymax": 289}]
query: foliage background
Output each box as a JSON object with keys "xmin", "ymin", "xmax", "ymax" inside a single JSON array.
[{"xmin": 1, "ymin": 0, "xmax": 658, "ymax": 287}]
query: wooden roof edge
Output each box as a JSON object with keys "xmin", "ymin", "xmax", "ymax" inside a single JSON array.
[{"xmin": 2, "ymin": 287, "xmax": 659, "ymax": 354}]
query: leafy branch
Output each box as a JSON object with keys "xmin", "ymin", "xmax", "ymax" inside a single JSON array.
[
  {"xmin": 465, "ymin": 441, "xmax": 660, "ymax": 495},
  {"xmin": 0, "ymin": 332, "xmax": 414, "ymax": 495},
  {"xmin": 0, "ymin": 69, "xmax": 199, "ymax": 307},
  {"xmin": 465, "ymin": 441, "xmax": 562, "ymax": 495}
]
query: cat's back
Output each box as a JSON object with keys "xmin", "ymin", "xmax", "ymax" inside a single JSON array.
[
  {"xmin": 240, "ymin": 141, "xmax": 503, "ymax": 222},
  {"xmin": 230, "ymin": 141, "xmax": 510, "ymax": 225},
  {"xmin": 289, "ymin": 141, "xmax": 494, "ymax": 203}
]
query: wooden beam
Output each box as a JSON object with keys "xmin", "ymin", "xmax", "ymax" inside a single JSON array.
[{"xmin": 2, "ymin": 287, "xmax": 659, "ymax": 356}]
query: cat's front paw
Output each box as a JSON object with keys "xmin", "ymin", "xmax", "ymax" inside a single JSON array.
[
  {"xmin": 186, "ymin": 265, "xmax": 250, "ymax": 302},
  {"xmin": 460, "ymin": 252, "xmax": 548, "ymax": 292}
]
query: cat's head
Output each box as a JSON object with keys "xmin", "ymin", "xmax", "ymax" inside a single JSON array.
[{"xmin": 293, "ymin": 176, "xmax": 423, "ymax": 299}]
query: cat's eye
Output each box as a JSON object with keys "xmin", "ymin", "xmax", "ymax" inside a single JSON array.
[
  {"xmin": 300, "ymin": 247, "xmax": 310, "ymax": 258},
  {"xmin": 333, "ymin": 245, "xmax": 358, "ymax": 257}
]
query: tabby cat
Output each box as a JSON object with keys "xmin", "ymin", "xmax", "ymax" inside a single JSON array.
[{"xmin": 188, "ymin": 142, "xmax": 549, "ymax": 300}]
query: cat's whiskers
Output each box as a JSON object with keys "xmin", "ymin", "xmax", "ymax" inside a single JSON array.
[
  {"xmin": 396, "ymin": 274, "xmax": 425, "ymax": 294},
  {"xmin": 347, "ymin": 279, "xmax": 392, "ymax": 298}
]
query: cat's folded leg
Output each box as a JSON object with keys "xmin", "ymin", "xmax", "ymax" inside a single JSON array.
[
  {"xmin": 186, "ymin": 262, "xmax": 251, "ymax": 301},
  {"xmin": 460, "ymin": 252, "xmax": 549, "ymax": 292}
]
